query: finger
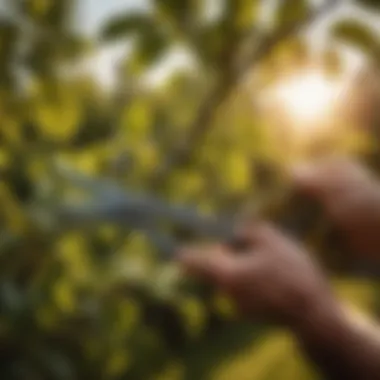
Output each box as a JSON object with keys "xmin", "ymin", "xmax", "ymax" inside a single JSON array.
[
  {"xmin": 293, "ymin": 158, "xmax": 374, "ymax": 206},
  {"xmin": 227, "ymin": 214, "xmax": 259, "ymax": 252},
  {"xmin": 291, "ymin": 157, "xmax": 350, "ymax": 199},
  {"xmin": 291, "ymin": 162, "xmax": 326, "ymax": 197},
  {"xmin": 177, "ymin": 245, "xmax": 236, "ymax": 287},
  {"xmin": 233, "ymin": 221, "xmax": 276, "ymax": 247}
]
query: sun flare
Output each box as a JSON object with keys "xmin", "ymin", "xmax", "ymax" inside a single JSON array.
[
  {"xmin": 272, "ymin": 71, "xmax": 341, "ymax": 123},
  {"xmin": 257, "ymin": 70, "xmax": 349, "ymax": 160}
]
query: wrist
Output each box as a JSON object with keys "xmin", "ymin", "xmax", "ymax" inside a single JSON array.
[
  {"xmin": 291, "ymin": 293, "xmax": 380, "ymax": 379},
  {"xmin": 290, "ymin": 291, "xmax": 349, "ymax": 347}
]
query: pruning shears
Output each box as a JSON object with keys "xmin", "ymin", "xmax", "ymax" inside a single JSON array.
[
  {"xmin": 46, "ymin": 167, "xmax": 243, "ymax": 259},
  {"xmin": 36, "ymin": 166, "xmax": 380, "ymax": 279}
]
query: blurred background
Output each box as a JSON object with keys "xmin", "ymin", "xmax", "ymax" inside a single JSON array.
[{"xmin": 0, "ymin": 0, "xmax": 379, "ymax": 379}]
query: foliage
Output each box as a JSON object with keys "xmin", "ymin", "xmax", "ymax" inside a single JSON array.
[
  {"xmin": 332, "ymin": 19, "xmax": 380, "ymax": 63},
  {"xmin": 355, "ymin": 0, "xmax": 380, "ymax": 10},
  {"xmin": 0, "ymin": 0, "xmax": 379, "ymax": 379}
]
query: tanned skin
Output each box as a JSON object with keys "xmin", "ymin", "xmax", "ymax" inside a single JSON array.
[{"xmin": 177, "ymin": 158, "xmax": 380, "ymax": 380}]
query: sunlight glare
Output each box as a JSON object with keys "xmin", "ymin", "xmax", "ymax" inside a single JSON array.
[
  {"xmin": 273, "ymin": 71, "xmax": 341, "ymax": 123},
  {"xmin": 257, "ymin": 69, "xmax": 348, "ymax": 160}
]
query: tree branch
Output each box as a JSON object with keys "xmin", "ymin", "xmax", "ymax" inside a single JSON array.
[{"xmin": 149, "ymin": 0, "xmax": 342, "ymax": 188}]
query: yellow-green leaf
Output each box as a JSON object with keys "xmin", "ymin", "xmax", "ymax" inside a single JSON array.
[
  {"xmin": 332, "ymin": 19, "xmax": 380, "ymax": 61},
  {"xmin": 275, "ymin": 0, "xmax": 309, "ymax": 30},
  {"xmin": 221, "ymin": 151, "xmax": 251, "ymax": 193},
  {"xmin": 33, "ymin": 97, "xmax": 82, "ymax": 142}
]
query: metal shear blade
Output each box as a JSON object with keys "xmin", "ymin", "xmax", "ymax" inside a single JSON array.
[{"xmin": 55, "ymin": 169, "xmax": 236, "ymax": 256}]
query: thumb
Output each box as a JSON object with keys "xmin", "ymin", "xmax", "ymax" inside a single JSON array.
[
  {"xmin": 291, "ymin": 163, "xmax": 326, "ymax": 198},
  {"xmin": 178, "ymin": 245, "xmax": 236, "ymax": 287}
]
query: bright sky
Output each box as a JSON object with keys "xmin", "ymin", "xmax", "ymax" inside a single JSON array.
[
  {"xmin": 75, "ymin": 0, "xmax": 379, "ymax": 89},
  {"xmin": 77, "ymin": 0, "xmax": 150, "ymax": 35}
]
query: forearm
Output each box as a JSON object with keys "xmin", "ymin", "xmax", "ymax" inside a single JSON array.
[{"xmin": 294, "ymin": 299, "xmax": 380, "ymax": 380}]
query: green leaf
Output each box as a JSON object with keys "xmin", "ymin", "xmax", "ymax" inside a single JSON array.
[
  {"xmin": 225, "ymin": 0, "xmax": 259, "ymax": 32},
  {"xmin": 22, "ymin": 0, "xmax": 74, "ymax": 30},
  {"xmin": 220, "ymin": 151, "xmax": 251, "ymax": 194},
  {"xmin": 101, "ymin": 13, "xmax": 153, "ymax": 41},
  {"xmin": 59, "ymin": 34, "xmax": 91, "ymax": 61},
  {"xmin": 32, "ymin": 82, "xmax": 83, "ymax": 142},
  {"xmin": 195, "ymin": 22, "xmax": 228, "ymax": 66},
  {"xmin": 275, "ymin": 0, "xmax": 309, "ymax": 30},
  {"xmin": 270, "ymin": 37, "xmax": 310, "ymax": 73},
  {"xmin": 181, "ymin": 321, "xmax": 265, "ymax": 380},
  {"xmin": 153, "ymin": 0, "xmax": 202, "ymax": 27},
  {"xmin": 132, "ymin": 26, "xmax": 170, "ymax": 68},
  {"xmin": 355, "ymin": 0, "xmax": 380, "ymax": 10},
  {"xmin": 0, "ymin": 19, "xmax": 18, "ymax": 80},
  {"xmin": 101, "ymin": 13, "xmax": 170, "ymax": 67},
  {"xmin": 332, "ymin": 19, "xmax": 380, "ymax": 60}
]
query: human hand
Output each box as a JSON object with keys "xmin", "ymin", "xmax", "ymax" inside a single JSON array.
[
  {"xmin": 178, "ymin": 223, "xmax": 337, "ymax": 327},
  {"xmin": 292, "ymin": 157, "xmax": 380, "ymax": 260}
]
